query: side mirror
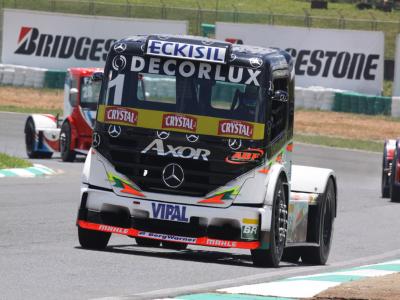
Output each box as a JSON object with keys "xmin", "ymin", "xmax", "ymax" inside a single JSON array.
[
  {"xmin": 91, "ymin": 72, "xmax": 104, "ymax": 82},
  {"xmin": 69, "ymin": 88, "xmax": 78, "ymax": 107},
  {"xmin": 272, "ymin": 90, "xmax": 289, "ymax": 103}
]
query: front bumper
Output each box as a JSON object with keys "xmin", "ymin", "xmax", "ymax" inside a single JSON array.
[{"xmin": 77, "ymin": 185, "xmax": 273, "ymax": 250}]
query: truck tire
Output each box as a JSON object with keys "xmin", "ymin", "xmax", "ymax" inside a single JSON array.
[
  {"xmin": 282, "ymin": 247, "xmax": 301, "ymax": 263},
  {"xmin": 60, "ymin": 122, "xmax": 76, "ymax": 162},
  {"xmin": 382, "ymin": 144, "xmax": 390, "ymax": 198},
  {"xmin": 301, "ymin": 177, "xmax": 335, "ymax": 265},
  {"xmin": 135, "ymin": 237, "xmax": 160, "ymax": 247},
  {"xmin": 78, "ymin": 227, "xmax": 111, "ymax": 249},
  {"xmin": 161, "ymin": 241, "xmax": 188, "ymax": 250},
  {"xmin": 251, "ymin": 176, "xmax": 288, "ymax": 267},
  {"xmin": 390, "ymin": 148, "xmax": 400, "ymax": 202},
  {"xmin": 24, "ymin": 118, "xmax": 53, "ymax": 159}
]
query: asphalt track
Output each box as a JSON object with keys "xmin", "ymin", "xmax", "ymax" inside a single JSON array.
[{"xmin": 1, "ymin": 111, "xmax": 400, "ymax": 299}]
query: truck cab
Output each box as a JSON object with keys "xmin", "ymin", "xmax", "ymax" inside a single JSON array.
[
  {"xmin": 24, "ymin": 67, "xmax": 102, "ymax": 161},
  {"xmin": 77, "ymin": 35, "xmax": 337, "ymax": 267}
]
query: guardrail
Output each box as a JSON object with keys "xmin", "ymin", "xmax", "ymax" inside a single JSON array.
[{"xmin": 0, "ymin": 64, "xmax": 65, "ymax": 89}]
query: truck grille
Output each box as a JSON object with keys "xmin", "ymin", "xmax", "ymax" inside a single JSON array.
[{"xmin": 97, "ymin": 126, "xmax": 255, "ymax": 197}]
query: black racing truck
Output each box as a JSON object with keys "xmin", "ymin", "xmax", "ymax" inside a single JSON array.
[{"xmin": 77, "ymin": 35, "xmax": 337, "ymax": 267}]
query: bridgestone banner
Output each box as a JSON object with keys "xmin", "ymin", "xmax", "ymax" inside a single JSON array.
[
  {"xmin": 216, "ymin": 23, "xmax": 384, "ymax": 95},
  {"xmin": 2, "ymin": 9, "xmax": 187, "ymax": 69}
]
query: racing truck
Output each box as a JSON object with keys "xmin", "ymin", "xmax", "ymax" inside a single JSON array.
[
  {"xmin": 382, "ymin": 140, "xmax": 400, "ymax": 202},
  {"xmin": 24, "ymin": 68, "xmax": 101, "ymax": 162},
  {"xmin": 77, "ymin": 35, "xmax": 337, "ymax": 267}
]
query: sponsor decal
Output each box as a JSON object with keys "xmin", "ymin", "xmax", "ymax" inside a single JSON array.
[
  {"xmin": 162, "ymin": 163, "xmax": 185, "ymax": 188},
  {"xmin": 225, "ymin": 148, "xmax": 264, "ymax": 165},
  {"xmin": 15, "ymin": 27, "xmax": 115, "ymax": 61},
  {"xmin": 228, "ymin": 139, "xmax": 242, "ymax": 151},
  {"xmin": 198, "ymin": 186, "xmax": 240, "ymax": 204},
  {"xmin": 147, "ymin": 39, "xmax": 227, "ymax": 63},
  {"xmin": 104, "ymin": 106, "xmax": 138, "ymax": 126},
  {"xmin": 92, "ymin": 132, "xmax": 101, "ymax": 148},
  {"xmin": 112, "ymin": 55, "xmax": 127, "ymax": 71},
  {"xmin": 138, "ymin": 231, "xmax": 197, "ymax": 243},
  {"xmin": 241, "ymin": 225, "xmax": 258, "ymax": 240},
  {"xmin": 249, "ymin": 57, "xmax": 263, "ymax": 68},
  {"xmin": 286, "ymin": 48, "xmax": 380, "ymax": 80},
  {"xmin": 157, "ymin": 131, "xmax": 170, "ymax": 140},
  {"xmin": 162, "ymin": 113, "xmax": 197, "ymax": 132},
  {"xmin": 151, "ymin": 202, "xmax": 189, "ymax": 222},
  {"xmin": 218, "ymin": 120, "xmax": 254, "ymax": 138},
  {"xmin": 97, "ymin": 105, "xmax": 265, "ymax": 140},
  {"xmin": 186, "ymin": 134, "xmax": 199, "ymax": 143},
  {"xmin": 113, "ymin": 42, "xmax": 127, "ymax": 53},
  {"xmin": 108, "ymin": 125, "xmax": 122, "ymax": 138},
  {"xmin": 141, "ymin": 139, "xmax": 211, "ymax": 161},
  {"xmin": 107, "ymin": 173, "xmax": 145, "ymax": 197},
  {"xmin": 99, "ymin": 224, "xmax": 129, "ymax": 234},
  {"xmin": 206, "ymin": 238, "xmax": 237, "ymax": 248},
  {"xmin": 130, "ymin": 56, "xmax": 261, "ymax": 86}
]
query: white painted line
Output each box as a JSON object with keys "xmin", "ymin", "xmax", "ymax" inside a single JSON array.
[
  {"xmin": 334, "ymin": 269, "xmax": 397, "ymax": 277},
  {"xmin": 11, "ymin": 168, "xmax": 35, "ymax": 177},
  {"xmin": 289, "ymin": 269, "xmax": 396, "ymax": 280},
  {"xmin": 375, "ymin": 260, "xmax": 400, "ymax": 265},
  {"xmin": 219, "ymin": 280, "xmax": 341, "ymax": 298}
]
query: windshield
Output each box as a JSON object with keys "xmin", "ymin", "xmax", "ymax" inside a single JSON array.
[
  {"xmin": 100, "ymin": 60, "xmax": 266, "ymax": 124},
  {"xmin": 81, "ymin": 76, "xmax": 101, "ymax": 109}
]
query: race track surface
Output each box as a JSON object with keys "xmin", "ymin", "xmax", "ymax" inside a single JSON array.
[{"xmin": 1, "ymin": 112, "xmax": 400, "ymax": 299}]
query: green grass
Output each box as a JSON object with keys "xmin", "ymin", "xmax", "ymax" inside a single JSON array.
[
  {"xmin": 294, "ymin": 133, "xmax": 382, "ymax": 152},
  {"xmin": 0, "ymin": 152, "xmax": 32, "ymax": 169},
  {"xmin": 0, "ymin": 105, "xmax": 62, "ymax": 115},
  {"xmin": 5, "ymin": 0, "xmax": 400, "ymax": 58}
]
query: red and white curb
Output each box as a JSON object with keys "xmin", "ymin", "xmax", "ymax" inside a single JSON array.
[{"xmin": 0, "ymin": 164, "xmax": 56, "ymax": 178}]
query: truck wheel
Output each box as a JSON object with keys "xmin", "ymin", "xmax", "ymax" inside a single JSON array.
[
  {"xmin": 24, "ymin": 118, "xmax": 52, "ymax": 159},
  {"xmin": 60, "ymin": 122, "xmax": 76, "ymax": 162},
  {"xmin": 161, "ymin": 241, "xmax": 188, "ymax": 250},
  {"xmin": 251, "ymin": 176, "xmax": 287, "ymax": 267},
  {"xmin": 382, "ymin": 144, "xmax": 390, "ymax": 198},
  {"xmin": 390, "ymin": 148, "xmax": 400, "ymax": 202},
  {"xmin": 301, "ymin": 178, "xmax": 335, "ymax": 265},
  {"xmin": 135, "ymin": 237, "xmax": 160, "ymax": 247},
  {"xmin": 282, "ymin": 247, "xmax": 301, "ymax": 263},
  {"xmin": 78, "ymin": 227, "xmax": 111, "ymax": 249}
]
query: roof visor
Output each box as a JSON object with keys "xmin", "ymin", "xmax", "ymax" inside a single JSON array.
[{"xmin": 146, "ymin": 37, "xmax": 230, "ymax": 64}]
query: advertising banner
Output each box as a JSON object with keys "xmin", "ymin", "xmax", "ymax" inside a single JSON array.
[
  {"xmin": 2, "ymin": 9, "xmax": 187, "ymax": 69},
  {"xmin": 216, "ymin": 23, "xmax": 384, "ymax": 95},
  {"xmin": 393, "ymin": 35, "xmax": 400, "ymax": 96}
]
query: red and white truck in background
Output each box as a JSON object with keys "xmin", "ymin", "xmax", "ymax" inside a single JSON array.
[{"xmin": 24, "ymin": 68, "xmax": 101, "ymax": 161}]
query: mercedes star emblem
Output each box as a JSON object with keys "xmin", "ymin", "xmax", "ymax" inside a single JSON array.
[
  {"xmin": 113, "ymin": 43, "xmax": 127, "ymax": 53},
  {"xmin": 186, "ymin": 134, "xmax": 199, "ymax": 143},
  {"xmin": 249, "ymin": 57, "xmax": 263, "ymax": 69},
  {"xmin": 157, "ymin": 131, "xmax": 170, "ymax": 140},
  {"xmin": 108, "ymin": 125, "xmax": 121, "ymax": 138},
  {"xmin": 162, "ymin": 163, "xmax": 184, "ymax": 188},
  {"xmin": 92, "ymin": 132, "xmax": 101, "ymax": 148},
  {"xmin": 228, "ymin": 139, "xmax": 242, "ymax": 150}
]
